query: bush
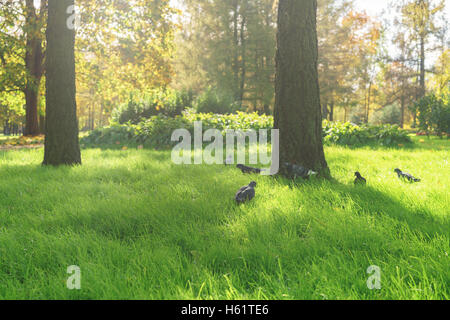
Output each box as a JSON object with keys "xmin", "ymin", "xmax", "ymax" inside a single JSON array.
[
  {"xmin": 413, "ymin": 93, "xmax": 450, "ymax": 137},
  {"xmin": 323, "ymin": 120, "xmax": 411, "ymax": 146},
  {"xmin": 83, "ymin": 113, "xmax": 412, "ymax": 149},
  {"xmin": 371, "ymin": 104, "xmax": 402, "ymax": 126},
  {"xmin": 194, "ymin": 87, "xmax": 238, "ymax": 114},
  {"xmin": 80, "ymin": 125, "xmax": 136, "ymax": 146},
  {"xmin": 112, "ymin": 89, "xmax": 194, "ymax": 124},
  {"xmin": 134, "ymin": 116, "xmax": 194, "ymax": 148},
  {"xmin": 183, "ymin": 108, "xmax": 273, "ymax": 132}
]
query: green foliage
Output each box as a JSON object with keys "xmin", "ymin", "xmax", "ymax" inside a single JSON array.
[
  {"xmin": 193, "ymin": 87, "xmax": 238, "ymax": 114},
  {"xmin": 323, "ymin": 120, "xmax": 411, "ymax": 146},
  {"xmin": 80, "ymin": 125, "xmax": 136, "ymax": 146},
  {"xmin": 85, "ymin": 111, "xmax": 411, "ymax": 148},
  {"xmin": 111, "ymin": 89, "xmax": 195, "ymax": 124},
  {"xmin": 371, "ymin": 104, "xmax": 402, "ymax": 126},
  {"xmin": 413, "ymin": 93, "xmax": 450, "ymax": 137},
  {"xmin": 134, "ymin": 116, "xmax": 194, "ymax": 148},
  {"xmin": 183, "ymin": 109, "xmax": 273, "ymax": 132}
]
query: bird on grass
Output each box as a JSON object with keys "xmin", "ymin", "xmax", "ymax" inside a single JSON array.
[
  {"xmin": 283, "ymin": 162, "xmax": 318, "ymax": 180},
  {"xmin": 236, "ymin": 164, "xmax": 261, "ymax": 174},
  {"xmin": 354, "ymin": 172, "xmax": 367, "ymax": 185},
  {"xmin": 394, "ymin": 168, "xmax": 421, "ymax": 183},
  {"xmin": 235, "ymin": 181, "xmax": 257, "ymax": 204}
]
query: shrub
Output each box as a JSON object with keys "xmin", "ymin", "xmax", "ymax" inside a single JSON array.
[
  {"xmin": 134, "ymin": 116, "xmax": 194, "ymax": 148},
  {"xmin": 83, "ymin": 113, "xmax": 412, "ymax": 149},
  {"xmin": 183, "ymin": 109, "xmax": 273, "ymax": 132},
  {"xmin": 413, "ymin": 93, "xmax": 450, "ymax": 137},
  {"xmin": 194, "ymin": 87, "xmax": 238, "ymax": 114},
  {"xmin": 371, "ymin": 104, "xmax": 402, "ymax": 126},
  {"xmin": 80, "ymin": 125, "xmax": 136, "ymax": 146},
  {"xmin": 112, "ymin": 89, "xmax": 194, "ymax": 124},
  {"xmin": 323, "ymin": 120, "xmax": 411, "ymax": 146}
]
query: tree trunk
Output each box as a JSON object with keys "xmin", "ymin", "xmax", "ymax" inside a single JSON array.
[
  {"xmin": 43, "ymin": 0, "xmax": 81, "ymax": 166},
  {"xmin": 24, "ymin": 0, "xmax": 45, "ymax": 136},
  {"xmin": 419, "ymin": 36, "xmax": 426, "ymax": 98},
  {"xmin": 239, "ymin": 15, "xmax": 247, "ymax": 107},
  {"xmin": 322, "ymin": 102, "xmax": 328, "ymax": 120},
  {"xmin": 274, "ymin": 0, "xmax": 329, "ymax": 176},
  {"xmin": 329, "ymin": 101, "xmax": 334, "ymax": 122},
  {"xmin": 366, "ymin": 81, "xmax": 372, "ymax": 124},
  {"xmin": 39, "ymin": 114, "xmax": 45, "ymax": 133},
  {"xmin": 232, "ymin": 2, "xmax": 240, "ymax": 102},
  {"xmin": 400, "ymin": 94, "xmax": 405, "ymax": 129}
]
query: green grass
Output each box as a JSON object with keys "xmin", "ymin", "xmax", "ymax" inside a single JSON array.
[{"xmin": 0, "ymin": 137, "xmax": 448, "ymax": 299}]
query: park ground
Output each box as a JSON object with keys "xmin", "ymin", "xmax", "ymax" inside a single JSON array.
[{"xmin": 0, "ymin": 136, "xmax": 448, "ymax": 299}]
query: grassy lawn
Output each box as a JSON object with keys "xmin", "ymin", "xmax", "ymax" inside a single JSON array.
[{"xmin": 0, "ymin": 137, "xmax": 448, "ymax": 299}]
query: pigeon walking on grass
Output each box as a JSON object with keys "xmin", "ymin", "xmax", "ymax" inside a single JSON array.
[
  {"xmin": 236, "ymin": 164, "xmax": 261, "ymax": 174},
  {"xmin": 354, "ymin": 172, "xmax": 367, "ymax": 185},
  {"xmin": 283, "ymin": 162, "xmax": 318, "ymax": 180},
  {"xmin": 394, "ymin": 168, "xmax": 421, "ymax": 183},
  {"xmin": 235, "ymin": 181, "xmax": 257, "ymax": 204}
]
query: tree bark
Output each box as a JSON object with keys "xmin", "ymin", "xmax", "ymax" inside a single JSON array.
[
  {"xmin": 329, "ymin": 101, "xmax": 334, "ymax": 122},
  {"xmin": 43, "ymin": 0, "xmax": 81, "ymax": 166},
  {"xmin": 24, "ymin": 0, "xmax": 45, "ymax": 136},
  {"xmin": 419, "ymin": 36, "xmax": 426, "ymax": 99},
  {"xmin": 274, "ymin": 0, "xmax": 329, "ymax": 176},
  {"xmin": 322, "ymin": 102, "xmax": 328, "ymax": 120},
  {"xmin": 239, "ymin": 15, "xmax": 247, "ymax": 107},
  {"xmin": 366, "ymin": 81, "xmax": 372, "ymax": 124}
]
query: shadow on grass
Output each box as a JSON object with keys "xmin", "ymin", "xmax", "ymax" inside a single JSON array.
[{"xmin": 280, "ymin": 175, "xmax": 449, "ymax": 239}]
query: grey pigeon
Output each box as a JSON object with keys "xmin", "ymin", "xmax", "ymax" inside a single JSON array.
[
  {"xmin": 394, "ymin": 168, "xmax": 421, "ymax": 183},
  {"xmin": 237, "ymin": 164, "xmax": 261, "ymax": 174},
  {"xmin": 354, "ymin": 172, "xmax": 367, "ymax": 185},
  {"xmin": 283, "ymin": 162, "xmax": 318, "ymax": 179},
  {"xmin": 235, "ymin": 181, "xmax": 257, "ymax": 204}
]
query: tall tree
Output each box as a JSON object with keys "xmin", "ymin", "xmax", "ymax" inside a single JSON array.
[
  {"xmin": 175, "ymin": 0, "xmax": 276, "ymax": 112},
  {"xmin": 43, "ymin": 0, "xmax": 81, "ymax": 166},
  {"xmin": 274, "ymin": 0, "xmax": 329, "ymax": 176},
  {"xmin": 24, "ymin": 0, "xmax": 46, "ymax": 135},
  {"xmin": 0, "ymin": 0, "xmax": 47, "ymax": 135},
  {"xmin": 399, "ymin": 0, "xmax": 445, "ymax": 99}
]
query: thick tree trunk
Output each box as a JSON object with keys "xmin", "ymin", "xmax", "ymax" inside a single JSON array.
[
  {"xmin": 43, "ymin": 0, "xmax": 81, "ymax": 166},
  {"xmin": 274, "ymin": 0, "xmax": 329, "ymax": 176},
  {"xmin": 24, "ymin": 0, "xmax": 45, "ymax": 136},
  {"xmin": 24, "ymin": 87, "xmax": 40, "ymax": 135}
]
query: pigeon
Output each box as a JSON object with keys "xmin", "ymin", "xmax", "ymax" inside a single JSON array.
[
  {"xmin": 394, "ymin": 168, "xmax": 421, "ymax": 183},
  {"xmin": 283, "ymin": 162, "xmax": 318, "ymax": 179},
  {"xmin": 235, "ymin": 181, "xmax": 257, "ymax": 204},
  {"xmin": 354, "ymin": 172, "xmax": 367, "ymax": 185},
  {"xmin": 236, "ymin": 164, "xmax": 261, "ymax": 174}
]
